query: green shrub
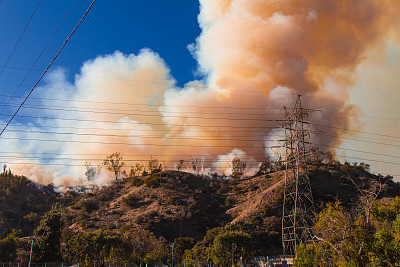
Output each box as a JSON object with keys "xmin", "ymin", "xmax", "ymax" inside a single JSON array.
[
  {"xmin": 225, "ymin": 197, "xmax": 235, "ymax": 208},
  {"xmin": 232, "ymin": 186, "xmax": 240, "ymax": 194},
  {"xmin": 121, "ymin": 194, "xmax": 139, "ymax": 208},
  {"xmin": 132, "ymin": 179, "xmax": 144, "ymax": 187},
  {"xmin": 81, "ymin": 199, "xmax": 99, "ymax": 212},
  {"xmin": 144, "ymin": 175, "xmax": 160, "ymax": 188},
  {"xmin": 262, "ymin": 204, "xmax": 270, "ymax": 215}
]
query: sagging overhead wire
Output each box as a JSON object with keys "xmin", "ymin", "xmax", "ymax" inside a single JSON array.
[
  {"xmin": 0, "ymin": 0, "xmax": 97, "ymax": 137},
  {"xmin": 0, "ymin": 114, "xmax": 278, "ymax": 129},
  {"xmin": 0, "ymin": 0, "xmax": 78, "ymax": 116},
  {"xmin": 1, "ymin": 65, "xmax": 400, "ymax": 116},
  {"xmin": 0, "ymin": 0, "xmax": 42, "ymax": 77},
  {"xmin": 4, "ymin": 127, "xmax": 400, "ymax": 149}
]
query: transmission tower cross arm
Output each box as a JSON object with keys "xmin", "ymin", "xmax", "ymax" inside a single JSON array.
[{"xmin": 281, "ymin": 95, "xmax": 317, "ymax": 256}]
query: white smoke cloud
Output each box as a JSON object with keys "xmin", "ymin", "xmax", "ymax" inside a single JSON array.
[{"xmin": 2, "ymin": 0, "xmax": 400, "ymax": 185}]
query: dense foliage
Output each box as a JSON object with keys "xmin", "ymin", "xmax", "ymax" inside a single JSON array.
[
  {"xmin": 33, "ymin": 208, "xmax": 64, "ymax": 262},
  {"xmin": 0, "ymin": 168, "xmax": 57, "ymax": 239},
  {"xmin": 295, "ymin": 197, "xmax": 400, "ymax": 266}
]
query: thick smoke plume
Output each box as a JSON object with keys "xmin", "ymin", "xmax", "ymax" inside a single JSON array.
[{"xmin": 3, "ymin": 0, "xmax": 400, "ymax": 186}]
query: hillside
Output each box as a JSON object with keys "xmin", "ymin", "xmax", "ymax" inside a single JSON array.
[
  {"xmin": 1, "ymin": 161, "xmax": 399, "ymax": 259},
  {"xmin": 61, "ymin": 162, "xmax": 400, "ymax": 255},
  {"xmin": 0, "ymin": 170, "xmax": 59, "ymax": 238}
]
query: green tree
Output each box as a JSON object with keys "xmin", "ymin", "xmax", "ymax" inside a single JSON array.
[
  {"xmin": 0, "ymin": 230, "xmax": 19, "ymax": 261},
  {"xmin": 120, "ymin": 227, "xmax": 159, "ymax": 264},
  {"xmin": 62, "ymin": 229, "xmax": 125, "ymax": 266},
  {"xmin": 255, "ymin": 160, "xmax": 272, "ymax": 176},
  {"xmin": 231, "ymin": 157, "xmax": 246, "ymax": 179},
  {"xmin": 103, "ymin": 152, "xmax": 125, "ymax": 180},
  {"xmin": 33, "ymin": 208, "xmax": 64, "ymax": 262},
  {"xmin": 173, "ymin": 237, "xmax": 196, "ymax": 265},
  {"xmin": 144, "ymin": 237, "xmax": 169, "ymax": 265},
  {"xmin": 148, "ymin": 158, "xmax": 162, "ymax": 174},
  {"xmin": 211, "ymin": 230, "xmax": 255, "ymax": 266},
  {"xmin": 295, "ymin": 197, "xmax": 400, "ymax": 266},
  {"xmin": 129, "ymin": 163, "xmax": 144, "ymax": 177},
  {"xmin": 294, "ymin": 243, "xmax": 336, "ymax": 267},
  {"xmin": 185, "ymin": 245, "xmax": 208, "ymax": 266},
  {"xmin": 371, "ymin": 197, "xmax": 400, "ymax": 266}
]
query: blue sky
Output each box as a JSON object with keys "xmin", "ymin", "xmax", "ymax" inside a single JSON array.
[
  {"xmin": 0, "ymin": 0, "xmax": 201, "ymax": 90},
  {"xmin": 0, "ymin": 0, "xmax": 399, "ymax": 185}
]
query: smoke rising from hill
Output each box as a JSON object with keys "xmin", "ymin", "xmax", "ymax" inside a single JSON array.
[{"xmin": 4, "ymin": 0, "xmax": 400, "ymax": 186}]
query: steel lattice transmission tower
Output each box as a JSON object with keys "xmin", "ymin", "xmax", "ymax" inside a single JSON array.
[{"xmin": 281, "ymin": 95, "xmax": 316, "ymax": 256}]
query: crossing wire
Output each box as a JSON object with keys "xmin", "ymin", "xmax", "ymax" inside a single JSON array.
[
  {"xmin": 0, "ymin": 0, "xmax": 78, "ymax": 116},
  {"xmin": 0, "ymin": 0, "xmax": 42, "ymax": 77},
  {"xmin": 0, "ymin": 66, "xmax": 398, "ymax": 114},
  {"xmin": 0, "ymin": 0, "xmax": 97, "ymax": 137},
  {"xmin": 1, "ymin": 110, "xmax": 400, "ymax": 140},
  {"xmin": 1, "ymin": 66, "xmax": 400, "ymax": 116},
  {"xmin": 0, "ymin": 114, "xmax": 278, "ymax": 129},
  {"xmin": 4, "ymin": 128, "xmax": 400, "ymax": 149}
]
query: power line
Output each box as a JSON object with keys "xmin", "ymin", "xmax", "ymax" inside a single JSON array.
[
  {"xmin": 0, "ymin": 103, "xmax": 283, "ymax": 119},
  {"xmin": 310, "ymin": 142, "xmax": 400, "ymax": 160},
  {"xmin": 2, "ymin": 133, "xmax": 398, "ymax": 163},
  {"xmin": 0, "ymin": 151, "xmax": 270, "ymax": 158},
  {"xmin": 3, "ymin": 111, "xmax": 400, "ymax": 142},
  {"xmin": 0, "ymin": 153, "xmax": 398, "ymax": 167},
  {"xmin": 0, "ymin": 93, "xmax": 283, "ymax": 111},
  {"xmin": 3, "ymin": 129, "xmax": 268, "ymax": 140},
  {"xmin": 1, "ymin": 154, "xmax": 398, "ymax": 166},
  {"xmin": 0, "ymin": 0, "xmax": 78, "ymax": 116},
  {"xmin": 2, "ymin": 94, "xmax": 400, "ymax": 124},
  {"xmin": 7, "ymin": 123, "xmax": 277, "ymax": 134},
  {"xmin": 0, "ymin": 151, "xmax": 398, "ymax": 169},
  {"xmin": 1, "ymin": 84, "xmax": 277, "ymax": 109},
  {"xmin": 334, "ymin": 155, "xmax": 399, "ymax": 166},
  {"xmin": 316, "ymin": 132, "xmax": 400, "ymax": 149},
  {"xmin": 0, "ymin": 0, "xmax": 97, "ymax": 137},
  {"xmin": 0, "ymin": 155, "xmax": 265, "ymax": 164},
  {"xmin": 0, "ymin": 161, "xmax": 239, "ymax": 169},
  {"xmin": 1, "ymin": 65, "xmax": 399, "ymax": 116},
  {"xmin": 0, "ymin": 136, "xmax": 272, "ymax": 149},
  {"xmin": 314, "ymin": 123, "xmax": 400, "ymax": 140},
  {"xmin": 1, "ymin": 92, "xmax": 399, "ymax": 126},
  {"xmin": 0, "ymin": 114, "xmax": 278, "ymax": 129},
  {"xmin": 1, "ymin": 129, "xmax": 275, "ymax": 142},
  {"xmin": 1, "ymin": 65, "xmax": 400, "ymax": 117},
  {"xmin": 0, "ymin": 0, "xmax": 42, "ymax": 77},
  {"xmin": 4, "ymin": 128, "xmax": 400, "ymax": 149}
]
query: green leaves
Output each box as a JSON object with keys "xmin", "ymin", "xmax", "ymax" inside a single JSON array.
[
  {"xmin": 231, "ymin": 157, "xmax": 246, "ymax": 179},
  {"xmin": 0, "ymin": 231, "xmax": 18, "ymax": 261},
  {"xmin": 62, "ymin": 229, "xmax": 125, "ymax": 266},
  {"xmin": 103, "ymin": 152, "xmax": 125, "ymax": 180},
  {"xmin": 33, "ymin": 208, "xmax": 64, "ymax": 262},
  {"xmin": 295, "ymin": 197, "xmax": 400, "ymax": 267},
  {"xmin": 211, "ymin": 229, "xmax": 255, "ymax": 266}
]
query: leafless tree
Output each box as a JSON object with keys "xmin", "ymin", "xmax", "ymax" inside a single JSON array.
[
  {"xmin": 346, "ymin": 174, "xmax": 382, "ymax": 224},
  {"xmin": 176, "ymin": 160, "xmax": 184, "ymax": 171}
]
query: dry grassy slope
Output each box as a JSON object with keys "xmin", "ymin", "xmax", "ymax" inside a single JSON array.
[
  {"xmin": 227, "ymin": 172, "xmax": 285, "ymax": 224},
  {"xmin": 63, "ymin": 165, "xmax": 400, "ymax": 242},
  {"xmin": 65, "ymin": 171, "xmax": 229, "ymax": 240}
]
